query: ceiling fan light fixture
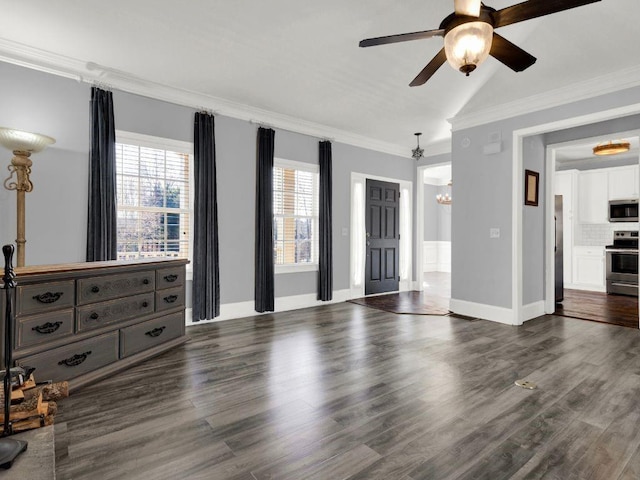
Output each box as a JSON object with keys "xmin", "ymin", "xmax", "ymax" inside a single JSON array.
[
  {"xmin": 593, "ymin": 140, "xmax": 631, "ymax": 156},
  {"xmin": 444, "ymin": 21, "xmax": 493, "ymax": 76}
]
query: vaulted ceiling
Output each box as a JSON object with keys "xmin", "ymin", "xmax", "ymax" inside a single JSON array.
[{"xmin": 1, "ymin": 0, "xmax": 639, "ymax": 156}]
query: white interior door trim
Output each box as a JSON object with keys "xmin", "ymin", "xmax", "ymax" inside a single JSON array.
[{"xmin": 513, "ymin": 102, "xmax": 640, "ymax": 326}]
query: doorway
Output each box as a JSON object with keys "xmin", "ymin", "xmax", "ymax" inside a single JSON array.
[
  {"xmin": 416, "ymin": 164, "xmax": 452, "ymax": 304},
  {"xmin": 549, "ymin": 132, "xmax": 640, "ymax": 328}
]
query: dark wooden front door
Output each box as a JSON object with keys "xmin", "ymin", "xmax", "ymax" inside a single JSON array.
[{"xmin": 365, "ymin": 179, "xmax": 400, "ymax": 295}]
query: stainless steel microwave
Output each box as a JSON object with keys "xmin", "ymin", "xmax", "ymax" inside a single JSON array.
[{"xmin": 609, "ymin": 199, "xmax": 639, "ymax": 222}]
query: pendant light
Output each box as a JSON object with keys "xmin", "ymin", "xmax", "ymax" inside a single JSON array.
[{"xmin": 412, "ymin": 133, "xmax": 424, "ymax": 160}]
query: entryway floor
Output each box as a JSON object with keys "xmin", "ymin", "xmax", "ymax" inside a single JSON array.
[
  {"xmin": 555, "ymin": 288, "xmax": 639, "ymax": 329},
  {"xmin": 348, "ymin": 272, "xmax": 451, "ymax": 315}
]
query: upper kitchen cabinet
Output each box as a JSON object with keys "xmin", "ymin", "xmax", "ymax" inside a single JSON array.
[
  {"xmin": 578, "ymin": 169, "xmax": 608, "ymax": 224},
  {"xmin": 608, "ymin": 165, "xmax": 639, "ymax": 200}
]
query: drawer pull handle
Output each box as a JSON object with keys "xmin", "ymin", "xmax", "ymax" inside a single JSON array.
[
  {"xmin": 143, "ymin": 278, "xmax": 150, "ymax": 285},
  {"xmin": 164, "ymin": 274, "xmax": 178, "ymax": 282},
  {"xmin": 32, "ymin": 321, "xmax": 62, "ymax": 334},
  {"xmin": 163, "ymin": 295, "xmax": 179, "ymax": 304},
  {"xmin": 32, "ymin": 291, "xmax": 64, "ymax": 304},
  {"xmin": 142, "ymin": 301, "xmax": 149, "ymax": 308},
  {"xmin": 58, "ymin": 351, "xmax": 92, "ymax": 367},
  {"xmin": 145, "ymin": 326, "xmax": 166, "ymax": 338},
  {"xmin": 91, "ymin": 286, "xmax": 100, "ymax": 293},
  {"xmin": 89, "ymin": 312, "xmax": 99, "ymax": 320}
]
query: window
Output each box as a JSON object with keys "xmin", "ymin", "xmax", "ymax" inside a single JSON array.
[
  {"xmin": 115, "ymin": 131, "xmax": 193, "ymax": 262},
  {"xmin": 273, "ymin": 158, "xmax": 319, "ymax": 271}
]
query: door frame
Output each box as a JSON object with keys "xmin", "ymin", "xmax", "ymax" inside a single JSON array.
[
  {"xmin": 416, "ymin": 162, "xmax": 452, "ymax": 292},
  {"xmin": 511, "ymin": 102, "xmax": 640, "ymax": 326},
  {"xmin": 350, "ymin": 172, "xmax": 412, "ymax": 298}
]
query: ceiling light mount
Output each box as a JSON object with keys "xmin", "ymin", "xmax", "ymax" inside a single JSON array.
[
  {"xmin": 412, "ymin": 132, "xmax": 424, "ymax": 160},
  {"xmin": 593, "ymin": 140, "xmax": 631, "ymax": 156}
]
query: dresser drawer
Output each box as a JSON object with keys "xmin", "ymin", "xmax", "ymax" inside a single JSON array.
[
  {"xmin": 16, "ymin": 308, "xmax": 75, "ymax": 350},
  {"xmin": 77, "ymin": 271, "xmax": 155, "ymax": 305},
  {"xmin": 76, "ymin": 292, "xmax": 155, "ymax": 332},
  {"xmin": 156, "ymin": 267, "xmax": 185, "ymax": 290},
  {"xmin": 16, "ymin": 331, "xmax": 119, "ymax": 383},
  {"xmin": 16, "ymin": 280, "xmax": 75, "ymax": 316},
  {"xmin": 119, "ymin": 311, "xmax": 184, "ymax": 358},
  {"xmin": 155, "ymin": 286, "xmax": 185, "ymax": 313}
]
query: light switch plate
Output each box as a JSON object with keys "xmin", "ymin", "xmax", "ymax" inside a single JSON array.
[{"xmin": 490, "ymin": 228, "xmax": 500, "ymax": 238}]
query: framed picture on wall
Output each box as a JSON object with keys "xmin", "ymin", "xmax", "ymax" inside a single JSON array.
[{"xmin": 524, "ymin": 170, "xmax": 539, "ymax": 206}]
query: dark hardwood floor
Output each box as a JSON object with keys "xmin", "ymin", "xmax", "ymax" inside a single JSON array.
[
  {"xmin": 54, "ymin": 303, "xmax": 640, "ymax": 479},
  {"xmin": 348, "ymin": 290, "xmax": 450, "ymax": 315},
  {"xmin": 556, "ymin": 289, "xmax": 639, "ymax": 329}
]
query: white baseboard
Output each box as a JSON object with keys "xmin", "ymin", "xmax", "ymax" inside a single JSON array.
[
  {"xmin": 449, "ymin": 298, "xmax": 515, "ymax": 325},
  {"xmin": 186, "ymin": 289, "xmax": 352, "ymax": 325},
  {"xmin": 565, "ymin": 283, "xmax": 606, "ymax": 293},
  {"xmin": 522, "ymin": 300, "xmax": 546, "ymax": 322}
]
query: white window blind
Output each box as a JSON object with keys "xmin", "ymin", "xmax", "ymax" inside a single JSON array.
[
  {"xmin": 115, "ymin": 133, "xmax": 192, "ymax": 261},
  {"xmin": 273, "ymin": 159, "xmax": 319, "ymax": 266}
]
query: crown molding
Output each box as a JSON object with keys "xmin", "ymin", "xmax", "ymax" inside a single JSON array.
[
  {"xmin": 449, "ymin": 64, "xmax": 640, "ymax": 131},
  {"xmin": 0, "ymin": 38, "xmax": 412, "ymax": 158}
]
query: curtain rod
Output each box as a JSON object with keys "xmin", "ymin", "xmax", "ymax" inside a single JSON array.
[{"xmin": 249, "ymin": 119, "xmax": 334, "ymax": 143}]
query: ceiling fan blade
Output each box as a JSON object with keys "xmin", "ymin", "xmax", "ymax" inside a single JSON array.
[
  {"xmin": 490, "ymin": 33, "xmax": 536, "ymax": 72},
  {"xmin": 454, "ymin": 0, "xmax": 481, "ymax": 17},
  {"xmin": 359, "ymin": 29, "xmax": 444, "ymax": 48},
  {"xmin": 494, "ymin": 0, "xmax": 601, "ymax": 28},
  {"xmin": 410, "ymin": 48, "xmax": 448, "ymax": 87}
]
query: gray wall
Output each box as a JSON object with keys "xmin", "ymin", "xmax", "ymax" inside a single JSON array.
[
  {"xmin": 451, "ymin": 85, "xmax": 640, "ymax": 310},
  {"xmin": 0, "ymin": 60, "xmax": 415, "ymax": 309},
  {"xmin": 423, "ymin": 184, "xmax": 451, "ymax": 242}
]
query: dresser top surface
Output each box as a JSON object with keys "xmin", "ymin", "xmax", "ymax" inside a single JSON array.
[{"xmin": 10, "ymin": 258, "xmax": 189, "ymax": 282}]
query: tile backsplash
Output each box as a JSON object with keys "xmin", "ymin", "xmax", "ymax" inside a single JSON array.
[{"xmin": 577, "ymin": 223, "xmax": 639, "ymax": 246}]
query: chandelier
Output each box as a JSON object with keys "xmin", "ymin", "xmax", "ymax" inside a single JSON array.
[{"xmin": 436, "ymin": 180, "xmax": 452, "ymax": 205}]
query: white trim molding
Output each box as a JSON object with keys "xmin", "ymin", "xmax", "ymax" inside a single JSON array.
[
  {"xmin": 449, "ymin": 298, "xmax": 515, "ymax": 325},
  {"xmin": 522, "ymin": 301, "xmax": 546, "ymax": 322},
  {"xmin": 185, "ymin": 289, "xmax": 352, "ymax": 325}
]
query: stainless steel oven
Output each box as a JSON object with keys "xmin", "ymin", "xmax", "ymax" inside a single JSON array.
[{"xmin": 606, "ymin": 231, "xmax": 639, "ymax": 296}]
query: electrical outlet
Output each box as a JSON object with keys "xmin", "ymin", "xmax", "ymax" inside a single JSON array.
[{"xmin": 490, "ymin": 228, "xmax": 500, "ymax": 239}]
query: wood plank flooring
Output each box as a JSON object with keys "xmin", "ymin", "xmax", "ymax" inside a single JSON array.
[
  {"xmin": 54, "ymin": 303, "xmax": 640, "ymax": 479},
  {"xmin": 348, "ymin": 291, "xmax": 450, "ymax": 315},
  {"xmin": 556, "ymin": 289, "xmax": 638, "ymax": 329}
]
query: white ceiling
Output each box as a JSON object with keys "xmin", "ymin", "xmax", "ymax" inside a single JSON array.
[{"xmin": 1, "ymin": 0, "xmax": 639, "ymax": 155}]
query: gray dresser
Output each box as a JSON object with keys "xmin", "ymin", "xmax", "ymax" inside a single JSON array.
[{"xmin": 4, "ymin": 259, "xmax": 188, "ymax": 392}]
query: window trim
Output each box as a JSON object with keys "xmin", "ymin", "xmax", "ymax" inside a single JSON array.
[
  {"xmin": 115, "ymin": 130, "xmax": 194, "ymax": 278},
  {"xmin": 273, "ymin": 157, "xmax": 319, "ymax": 275}
]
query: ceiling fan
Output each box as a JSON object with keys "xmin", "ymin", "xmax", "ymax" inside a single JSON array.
[{"xmin": 359, "ymin": 0, "xmax": 602, "ymax": 86}]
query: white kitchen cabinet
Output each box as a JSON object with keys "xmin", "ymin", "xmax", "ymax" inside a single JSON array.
[
  {"xmin": 572, "ymin": 246, "xmax": 605, "ymax": 292},
  {"xmin": 578, "ymin": 170, "xmax": 608, "ymax": 224},
  {"xmin": 608, "ymin": 165, "xmax": 639, "ymax": 200}
]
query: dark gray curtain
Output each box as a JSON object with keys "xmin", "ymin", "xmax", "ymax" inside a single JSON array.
[
  {"xmin": 86, "ymin": 87, "xmax": 117, "ymax": 262},
  {"xmin": 192, "ymin": 112, "xmax": 220, "ymax": 321},
  {"xmin": 255, "ymin": 127, "xmax": 275, "ymax": 312},
  {"xmin": 318, "ymin": 141, "xmax": 333, "ymax": 301}
]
